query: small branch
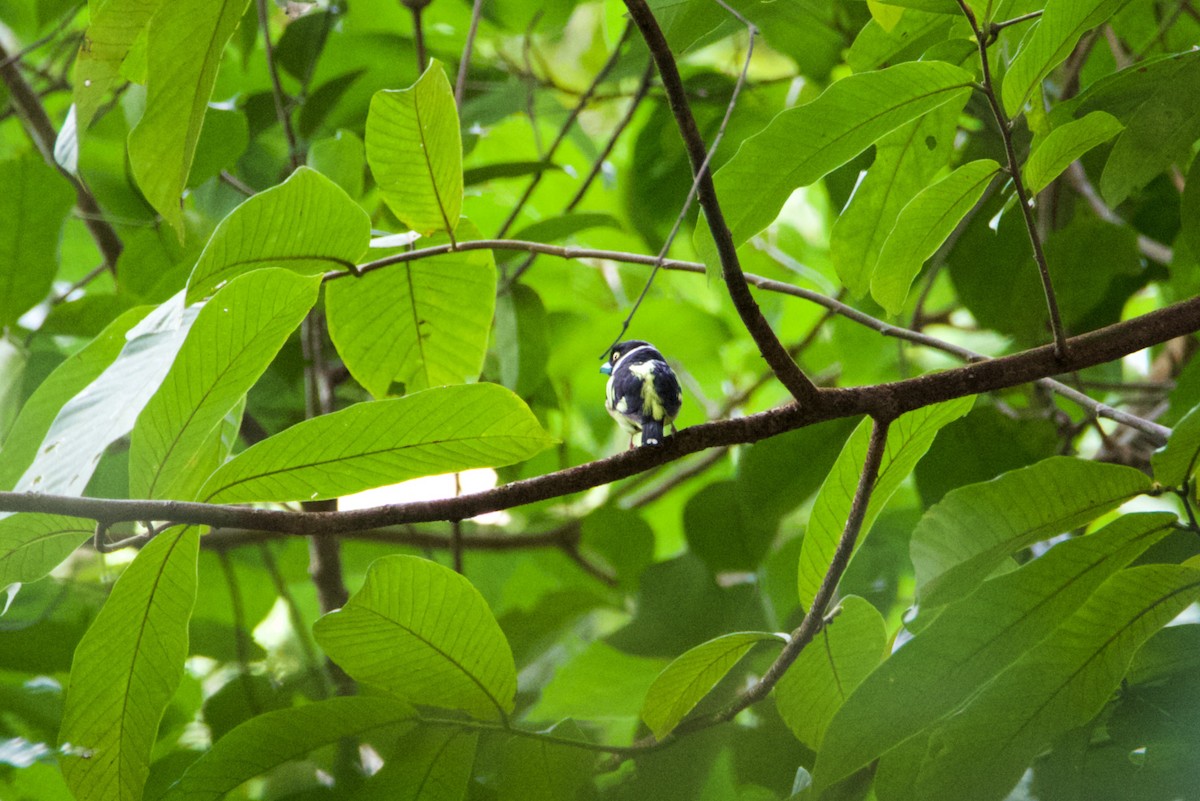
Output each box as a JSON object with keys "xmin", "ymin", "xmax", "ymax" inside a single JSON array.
[
  {"xmin": 621, "ymin": 0, "xmax": 822, "ymax": 407},
  {"xmin": 495, "ymin": 22, "xmax": 634, "ymax": 237},
  {"xmin": 957, "ymin": 0, "xmax": 1069, "ymax": 361},
  {"xmin": 1064, "ymin": 163, "xmax": 1173, "ymax": 264},
  {"xmin": 455, "ymin": 0, "xmax": 485, "ymax": 107},
  {"xmin": 407, "ymin": 0, "xmax": 429, "ymax": 72},
  {"xmin": 0, "ymin": 41, "xmax": 123, "ymax": 272},
  {"xmin": 988, "ymin": 9, "xmax": 1043, "ymax": 35},
  {"xmin": 217, "ymin": 549, "xmax": 263, "ymax": 715},
  {"xmin": 257, "ymin": 543, "xmax": 328, "ymax": 696},
  {"xmin": 256, "ymin": 0, "xmax": 301, "ymax": 170}
]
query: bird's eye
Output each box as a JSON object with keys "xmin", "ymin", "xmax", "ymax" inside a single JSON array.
[{"xmin": 611, "ymin": 352, "xmax": 620, "ymax": 363}]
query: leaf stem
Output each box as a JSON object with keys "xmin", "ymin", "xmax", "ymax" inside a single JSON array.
[{"xmin": 256, "ymin": 0, "xmax": 301, "ymax": 171}]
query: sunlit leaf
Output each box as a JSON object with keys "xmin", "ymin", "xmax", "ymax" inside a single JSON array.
[
  {"xmin": 797, "ymin": 397, "xmax": 973, "ymax": 611},
  {"xmin": 198, "ymin": 383, "xmax": 555, "ymax": 504},
  {"xmin": 0, "ymin": 513, "xmax": 94, "ymax": 591},
  {"xmin": 1022, "ymin": 111, "xmax": 1123, "ymax": 194},
  {"xmin": 59, "ymin": 526, "xmax": 199, "ymax": 801},
  {"xmin": 0, "ymin": 158, "xmax": 75, "ymax": 327},
  {"xmin": 314, "ymin": 555, "xmax": 517, "ymax": 720},
  {"xmin": 366, "ymin": 60, "xmax": 463, "ymax": 238},
  {"xmin": 73, "ymin": 0, "xmax": 164, "ymax": 130}
]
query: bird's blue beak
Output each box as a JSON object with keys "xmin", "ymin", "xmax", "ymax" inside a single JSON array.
[{"xmin": 600, "ymin": 363, "xmax": 612, "ymax": 375}]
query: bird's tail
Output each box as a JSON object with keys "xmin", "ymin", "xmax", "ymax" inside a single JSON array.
[{"xmin": 642, "ymin": 419, "xmax": 665, "ymax": 446}]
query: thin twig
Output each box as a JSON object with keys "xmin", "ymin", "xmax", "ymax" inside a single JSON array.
[
  {"xmin": 0, "ymin": 3, "xmax": 83, "ymax": 69},
  {"xmin": 1064, "ymin": 163, "xmax": 1173, "ymax": 264},
  {"xmin": 409, "ymin": 2, "xmax": 428, "ymax": 72},
  {"xmin": 988, "ymin": 9, "xmax": 1043, "ymax": 35},
  {"xmin": 257, "ymin": 543, "xmax": 328, "ymax": 696},
  {"xmin": 957, "ymin": 0, "xmax": 1069, "ymax": 360},
  {"xmin": 217, "ymin": 550, "xmax": 263, "ymax": 715},
  {"xmin": 256, "ymin": 0, "xmax": 301, "ymax": 170},
  {"xmin": 455, "ymin": 0, "xmax": 485, "ymax": 107}
]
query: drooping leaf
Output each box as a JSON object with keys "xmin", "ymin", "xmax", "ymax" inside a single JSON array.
[
  {"xmin": 186, "ymin": 167, "xmax": 371, "ymax": 302},
  {"xmin": 695, "ymin": 61, "xmax": 973, "ymax": 272},
  {"xmin": 870, "ymin": 159, "xmax": 999, "ymax": 315},
  {"xmin": 1152, "ymin": 402, "xmax": 1200, "ymax": 488},
  {"xmin": 327, "ymin": 225, "xmax": 496, "ymax": 398},
  {"xmin": 73, "ymin": 0, "xmax": 164, "ymax": 130},
  {"xmin": 58, "ymin": 526, "xmax": 200, "ymax": 801},
  {"xmin": 130, "ymin": 270, "xmax": 320, "ymax": 500},
  {"xmin": 127, "ymin": 0, "xmax": 250, "ymax": 238},
  {"xmin": 361, "ymin": 728, "xmax": 477, "ymax": 801},
  {"xmin": 198, "ymin": 383, "xmax": 555, "ymax": 504},
  {"xmin": 1001, "ymin": 0, "xmax": 1132, "ymax": 116},
  {"xmin": 642, "ymin": 632, "xmax": 782, "ymax": 739},
  {"xmin": 774, "ymin": 596, "xmax": 886, "ymax": 751},
  {"xmin": 163, "ymin": 696, "xmax": 415, "ymax": 801},
  {"xmin": 14, "ymin": 293, "xmax": 198, "ymax": 497},
  {"xmin": 366, "ymin": 60, "xmax": 463, "ymax": 238},
  {"xmin": 910, "ymin": 456, "xmax": 1153, "ymax": 610},
  {"xmin": 314, "ymin": 555, "xmax": 517, "ymax": 720},
  {"xmin": 0, "ymin": 513, "xmax": 94, "ymax": 591},
  {"xmin": 815, "ymin": 513, "xmax": 1176, "ymax": 790},
  {"xmin": 1022, "ymin": 111, "xmax": 1123, "ymax": 194},
  {"xmin": 797, "ymin": 397, "xmax": 973, "ymax": 611},
  {"xmin": 0, "ymin": 158, "xmax": 76, "ymax": 327},
  {"xmin": 904, "ymin": 564, "xmax": 1200, "ymax": 801}
]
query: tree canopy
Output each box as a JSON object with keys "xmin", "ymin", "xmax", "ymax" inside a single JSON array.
[{"xmin": 2, "ymin": 0, "xmax": 1200, "ymax": 800}]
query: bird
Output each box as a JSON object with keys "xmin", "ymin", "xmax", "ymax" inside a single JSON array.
[{"xmin": 600, "ymin": 340, "xmax": 682, "ymax": 447}]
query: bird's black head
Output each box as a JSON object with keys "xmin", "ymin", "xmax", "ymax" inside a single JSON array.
[{"xmin": 601, "ymin": 340, "xmax": 661, "ymax": 374}]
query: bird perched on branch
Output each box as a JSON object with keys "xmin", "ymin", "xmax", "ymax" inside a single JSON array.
[{"xmin": 601, "ymin": 340, "xmax": 682, "ymax": 447}]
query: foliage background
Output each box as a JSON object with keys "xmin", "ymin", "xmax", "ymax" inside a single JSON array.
[{"xmin": 1, "ymin": 0, "xmax": 1200, "ymax": 799}]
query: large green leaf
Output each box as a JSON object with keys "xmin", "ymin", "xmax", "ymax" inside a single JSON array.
[
  {"xmin": 695, "ymin": 61, "xmax": 973, "ymax": 271},
  {"xmin": 830, "ymin": 101, "xmax": 962, "ymax": 296},
  {"xmin": 0, "ymin": 158, "xmax": 75, "ymax": 327},
  {"xmin": 58, "ymin": 526, "xmax": 200, "ymax": 801},
  {"xmin": 910, "ymin": 456, "xmax": 1153, "ymax": 610},
  {"xmin": 0, "ymin": 307, "xmax": 149, "ymax": 490},
  {"xmin": 361, "ymin": 728, "xmax": 478, "ymax": 801},
  {"xmin": 870, "ymin": 159, "xmax": 999, "ymax": 315},
  {"xmin": 814, "ymin": 513, "xmax": 1176, "ymax": 790},
  {"xmin": 902, "ymin": 564, "xmax": 1200, "ymax": 801},
  {"xmin": 314, "ymin": 555, "xmax": 517, "ymax": 720},
  {"xmin": 1022, "ymin": 111, "xmax": 1123, "ymax": 194},
  {"xmin": 1001, "ymin": 0, "xmax": 1132, "ymax": 116},
  {"xmin": 0, "ymin": 513, "xmax": 94, "ymax": 591},
  {"xmin": 198, "ymin": 383, "xmax": 555, "ymax": 504},
  {"xmin": 366, "ymin": 60, "xmax": 463, "ymax": 238},
  {"xmin": 127, "ymin": 0, "xmax": 250, "ymax": 238},
  {"xmin": 641, "ymin": 631, "xmax": 782, "ymax": 739},
  {"xmin": 327, "ymin": 236, "xmax": 496, "ymax": 398},
  {"xmin": 797, "ymin": 397, "xmax": 973, "ymax": 611},
  {"xmin": 494, "ymin": 721, "xmax": 594, "ymax": 801},
  {"xmin": 774, "ymin": 596, "xmax": 886, "ymax": 751},
  {"xmin": 129, "ymin": 270, "xmax": 319, "ymax": 501},
  {"xmin": 186, "ymin": 167, "xmax": 371, "ymax": 302},
  {"xmin": 1153, "ymin": 403, "xmax": 1200, "ymax": 488},
  {"xmin": 164, "ymin": 697, "xmax": 415, "ymax": 801},
  {"xmin": 14, "ymin": 293, "xmax": 198, "ymax": 497},
  {"xmin": 73, "ymin": 0, "xmax": 164, "ymax": 129}
]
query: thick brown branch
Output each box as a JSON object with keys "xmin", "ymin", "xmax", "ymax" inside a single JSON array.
[
  {"xmin": 5, "ymin": 292, "xmax": 1198, "ymax": 532},
  {"xmin": 620, "ymin": 0, "xmax": 822, "ymax": 407},
  {"xmin": 0, "ymin": 42, "xmax": 123, "ymax": 271}
]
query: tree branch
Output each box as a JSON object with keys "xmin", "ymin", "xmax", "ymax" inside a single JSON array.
[
  {"xmin": 454, "ymin": 0, "xmax": 485, "ymax": 107},
  {"xmin": 256, "ymin": 0, "xmax": 301, "ymax": 170},
  {"xmin": 619, "ymin": 0, "xmax": 821, "ymax": 406}
]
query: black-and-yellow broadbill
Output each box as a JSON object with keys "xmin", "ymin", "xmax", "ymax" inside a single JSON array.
[{"xmin": 601, "ymin": 340, "xmax": 682, "ymax": 447}]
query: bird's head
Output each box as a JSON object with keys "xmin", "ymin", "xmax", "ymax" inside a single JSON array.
[{"xmin": 601, "ymin": 340, "xmax": 654, "ymax": 375}]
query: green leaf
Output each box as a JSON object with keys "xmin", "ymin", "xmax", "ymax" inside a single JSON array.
[
  {"xmin": 1001, "ymin": 0, "xmax": 1132, "ymax": 116},
  {"xmin": 127, "ymin": 0, "xmax": 249, "ymax": 238},
  {"xmin": 58, "ymin": 526, "xmax": 200, "ymax": 801},
  {"xmin": 1182, "ymin": 151, "xmax": 1200, "ymax": 262},
  {"xmin": 775, "ymin": 596, "xmax": 886, "ymax": 751},
  {"xmin": 0, "ymin": 513, "xmax": 94, "ymax": 591},
  {"xmin": 797, "ymin": 397, "xmax": 973, "ymax": 611},
  {"xmin": 684, "ymin": 481, "xmax": 778, "ymax": 573},
  {"xmin": 186, "ymin": 167, "xmax": 371, "ymax": 302},
  {"xmin": 830, "ymin": 101, "xmax": 962, "ymax": 296},
  {"xmin": 14, "ymin": 293, "xmax": 198, "ymax": 497},
  {"xmin": 814, "ymin": 513, "xmax": 1176, "ymax": 790},
  {"xmin": 1151, "ymin": 403, "xmax": 1200, "ymax": 488},
  {"xmin": 910, "ymin": 456, "xmax": 1153, "ymax": 610},
  {"xmin": 695, "ymin": 61, "xmax": 973, "ymax": 272},
  {"xmin": 0, "ymin": 307, "xmax": 149, "ymax": 490},
  {"xmin": 1099, "ymin": 56, "xmax": 1200, "ymax": 206},
  {"xmin": 870, "ymin": 159, "xmax": 999, "ymax": 315},
  {"xmin": 361, "ymin": 728, "xmax": 477, "ymax": 801},
  {"xmin": 307, "ymin": 129, "xmax": 365, "ymax": 198},
  {"xmin": 0, "ymin": 158, "xmax": 76, "ymax": 327},
  {"xmin": 73, "ymin": 0, "xmax": 164, "ymax": 130},
  {"xmin": 198, "ymin": 383, "xmax": 554, "ymax": 504},
  {"xmin": 463, "ymin": 159, "xmax": 557, "ymax": 186},
  {"xmin": 130, "ymin": 270, "xmax": 320, "ymax": 501},
  {"xmin": 366, "ymin": 60, "xmax": 463, "ymax": 238},
  {"xmin": 906, "ymin": 564, "xmax": 1200, "ymax": 801},
  {"xmin": 1022, "ymin": 111, "xmax": 1123, "ymax": 194},
  {"xmin": 493, "ymin": 284, "xmax": 550, "ymax": 399},
  {"xmin": 494, "ymin": 721, "xmax": 593, "ymax": 801},
  {"xmin": 327, "ymin": 227, "xmax": 496, "ymax": 398},
  {"xmin": 314, "ymin": 555, "xmax": 517, "ymax": 720},
  {"xmin": 164, "ymin": 696, "xmax": 415, "ymax": 801},
  {"xmin": 642, "ymin": 632, "xmax": 782, "ymax": 739}
]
